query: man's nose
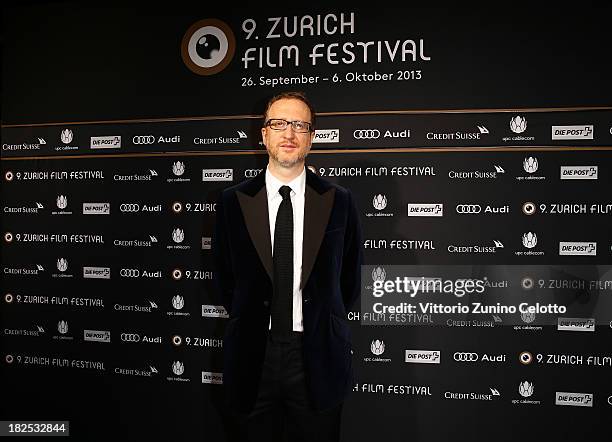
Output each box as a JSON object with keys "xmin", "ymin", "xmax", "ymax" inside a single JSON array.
[{"xmin": 281, "ymin": 125, "xmax": 296, "ymax": 137}]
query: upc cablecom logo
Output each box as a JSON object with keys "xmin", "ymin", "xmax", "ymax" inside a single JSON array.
[{"xmin": 181, "ymin": 19, "xmax": 236, "ymax": 76}]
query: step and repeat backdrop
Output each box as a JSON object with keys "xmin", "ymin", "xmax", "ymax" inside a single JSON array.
[{"xmin": 2, "ymin": 4, "xmax": 612, "ymax": 442}]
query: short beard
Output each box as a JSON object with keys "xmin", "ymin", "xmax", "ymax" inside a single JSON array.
[{"xmin": 269, "ymin": 149, "xmax": 308, "ymax": 169}]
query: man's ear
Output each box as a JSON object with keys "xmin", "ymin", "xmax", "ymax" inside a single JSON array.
[{"xmin": 261, "ymin": 127, "xmax": 267, "ymax": 147}]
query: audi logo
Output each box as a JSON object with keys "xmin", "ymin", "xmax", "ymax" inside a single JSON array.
[
  {"xmin": 120, "ymin": 268, "xmax": 140, "ymax": 278},
  {"xmin": 132, "ymin": 135, "xmax": 155, "ymax": 145},
  {"xmin": 121, "ymin": 333, "xmax": 141, "ymax": 342},
  {"xmin": 454, "ymin": 352, "xmax": 479, "ymax": 362},
  {"xmin": 120, "ymin": 204, "xmax": 140, "ymax": 212},
  {"xmin": 456, "ymin": 204, "xmax": 481, "ymax": 214},
  {"xmin": 353, "ymin": 129, "xmax": 380, "ymax": 139},
  {"xmin": 244, "ymin": 169, "xmax": 263, "ymax": 178}
]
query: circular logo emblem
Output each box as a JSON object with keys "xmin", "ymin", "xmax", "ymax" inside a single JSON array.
[
  {"xmin": 522, "ymin": 202, "xmax": 536, "ymax": 215},
  {"xmin": 4, "ymin": 232, "xmax": 13, "ymax": 243},
  {"xmin": 5, "ymin": 171, "xmax": 13, "ymax": 181},
  {"xmin": 5, "ymin": 293, "xmax": 13, "ymax": 303},
  {"xmin": 172, "ymin": 269, "xmax": 182, "ymax": 280},
  {"xmin": 521, "ymin": 277, "xmax": 534, "ymax": 290},
  {"xmin": 181, "ymin": 19, "xmax": 235, "ymax": 76},
  {"xmin": 172, "ymin": 335, "xmax": 183, "ymax": 346},
  {"xmin": 172, "ymin": 202, "xmax": 183, "ymax": 213},
  {"xmin": 519, "ymin": 351, "xmax": 533, "ymax": 365}
]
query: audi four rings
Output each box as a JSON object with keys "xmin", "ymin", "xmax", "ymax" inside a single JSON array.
[
  {"xmin": 132, "ymin": 135, "xmax": 155, "ymax": 144},
  {"xmin": 120, "ymin": 269, "xmax": 140, "ymax": 277},
  {"xmin": 121, "ymin": 333, "xmax": 141, "ymax": 342},
  {"xmin": 454, "ymin": 352, "xmax": 479, "ymax": 361},
  {"xmin": 456, "ymin": 205, "xmax": 482, "ymax": 214},
  {"xmin": 244, "ymin": 169, "xmax": 263, "ymax": 178},
  {"xmin": 120, "ymin": 204, "xmax": 140, "ymax": 212},
  {"xmin": 353, "ymin": 129, "xmax": 380, "ymax": 139}
]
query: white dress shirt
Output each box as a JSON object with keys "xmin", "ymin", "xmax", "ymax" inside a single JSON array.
[{"xmin": 265, "ymin": 165, "xmax": 305, "ymax": 332}]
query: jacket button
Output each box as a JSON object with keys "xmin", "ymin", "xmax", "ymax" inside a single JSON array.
[{"xmin": 263, "ymin": 300, "xmax": 269, "ymax": 307}]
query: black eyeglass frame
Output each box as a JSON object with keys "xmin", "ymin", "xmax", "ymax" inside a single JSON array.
[{"xmin": 264, "ymin": 118, "xmax": 314, "ymax": 133}]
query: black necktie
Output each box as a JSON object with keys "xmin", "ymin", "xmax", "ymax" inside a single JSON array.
[{"xmin": 271, "ymin": 185, "xmax": 293, "ymax": 338}]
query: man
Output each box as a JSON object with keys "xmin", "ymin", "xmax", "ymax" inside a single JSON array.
[{"xmin": 212, "ymin": 91, "xmax": 363, "ymax": 442}]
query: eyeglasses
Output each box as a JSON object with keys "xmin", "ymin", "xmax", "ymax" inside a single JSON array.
[{"xmin": 264, "ymin": 119, "xmax": 313, "ymax": 133}]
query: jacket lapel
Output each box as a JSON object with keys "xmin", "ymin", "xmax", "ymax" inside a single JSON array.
[
  {"xmin": 301, "ymin": 169, "xmax": 335, "ymax": 290},
  {"xmin": 236, "ymin": 167, "xmax": 336, "ymax": 290},
  {"xmin": 236, "ymin": 173, "xmax": 273, "ymax": 281}
]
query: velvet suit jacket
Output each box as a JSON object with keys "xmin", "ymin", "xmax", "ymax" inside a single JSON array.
[{"xmin": 212, "ymin": 167, "xmax": 363, "ymax": 413}]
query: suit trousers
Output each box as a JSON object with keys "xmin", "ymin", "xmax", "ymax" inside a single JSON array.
[{"xmin": 232, "ymin": 331, "xmax": 343, "ymax": 442}]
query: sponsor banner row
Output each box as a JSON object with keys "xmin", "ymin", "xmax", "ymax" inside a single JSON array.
[
  {"xmin": 359, "ymin": 265, "xmax": 612, "ymax": 326},
  {"xmin": 5, "ymin": 348, "xmax": 608, "ymax": 402},
  {"xmin": 354, "ymin": 382, "xmax": 602, "ymax": 407},
  {"xmin": 3, "ymin": 293, "xmax": 227, "ymax": 318},
  {"xmin": 1, "ymin": 162, "xmax": 601, "ymax": 184},
  {"xmin": 2, "ymin": 233, "xmax": 609, "ymax": 257},
  {"xmin": 3, "ymin": 352, "xmax": 222, "ymax": 383},
  {"xmin": 3, "ymin": 112, "xmax": 612, "ymax": 157},
  {"xmin": 5, "ymin": 198, "xmax": 611, "ymax": 219}
]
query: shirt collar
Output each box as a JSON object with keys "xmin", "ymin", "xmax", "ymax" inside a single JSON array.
[{"xmin": 265, "ymin": 164, "xmax": 306, "ymax": 199}]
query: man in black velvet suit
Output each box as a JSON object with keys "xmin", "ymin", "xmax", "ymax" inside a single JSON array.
[{"xmin": 213, "ymin": 91, "xmax": 363, "ymax": 441}]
